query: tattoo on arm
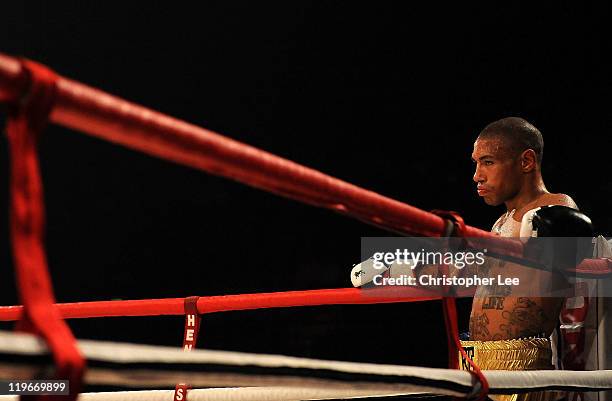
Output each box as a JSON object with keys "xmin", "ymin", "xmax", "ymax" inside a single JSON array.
[{"xmin": 498, "ymin": 297, "xmax": 549, "ymax": 338}]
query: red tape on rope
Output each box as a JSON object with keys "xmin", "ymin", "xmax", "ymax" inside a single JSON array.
[
  {"xmin": 174, "ymin": 297, "xmax": 201, "ymax": 401},
  {"xmin": 6, "ymin": 59, "xmax": 85, "ymax": 401}
]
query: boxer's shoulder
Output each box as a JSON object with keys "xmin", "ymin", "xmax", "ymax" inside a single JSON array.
[
  {"xmin": 514, "ymin": 193, "xmax": 577, "ymax": 221},
  {"xmin": 538, "ymin": 193, "xmax": 577, "ymax": 209}
]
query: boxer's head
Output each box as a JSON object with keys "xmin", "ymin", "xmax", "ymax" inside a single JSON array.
[{"xmin": 471, "ymin": 117, "xmax": 543, "ymax": 206}]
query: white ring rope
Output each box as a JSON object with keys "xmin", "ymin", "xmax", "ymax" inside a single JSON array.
[
  {"xmin": 1, "ymin": 331, "xmax": 611, "ymax": 398},
  {"xmin": 0, "ymin": 387, "xmax": 424, "ymax": 401}
]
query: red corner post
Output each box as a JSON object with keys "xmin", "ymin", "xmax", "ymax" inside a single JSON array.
[{"xmin": 4, "ymin": 59, "xmax": 85, "ymax": 400}]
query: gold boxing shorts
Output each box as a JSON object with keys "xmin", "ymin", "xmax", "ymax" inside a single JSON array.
[{"xmin": 460, "ymin": 338, "xmax": 559, "ymax": 401}]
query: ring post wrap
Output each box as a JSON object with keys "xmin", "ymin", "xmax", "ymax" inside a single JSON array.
[
  {"xmin": 174, "ymin": 297, "xmax": 201, "ymax": 401},
  {"xmin": 6, "ymin": 59, "xmax": 85, "ymax": 400}
]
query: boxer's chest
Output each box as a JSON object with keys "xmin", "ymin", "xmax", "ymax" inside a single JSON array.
[{"xmin": 492, "ymin": 210, "xmax": 521, "ymax": 237}]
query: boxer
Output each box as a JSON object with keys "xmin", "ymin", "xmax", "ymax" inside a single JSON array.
[{"xmin": 465, "ymin": 117, "xmax": 592, "ymax": 401}]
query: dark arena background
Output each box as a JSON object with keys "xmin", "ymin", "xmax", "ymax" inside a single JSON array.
[{"xmin": 0, "ymin": 1, "xmax": 610, "ymax": 378}]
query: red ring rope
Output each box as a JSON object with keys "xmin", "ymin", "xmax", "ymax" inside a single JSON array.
[
  {"xmin": 1, "ymin": 54, "xmax": 610, "ymax": 401},
  {"xmin": 0, "ymin": 288, "xmax": 443, "ymax": 321},
  {"xmin": 1, "ymin": 53, "xmax": 607, "ymax": 277},
  {"xmin": 0, "ymin": 53, "xmax": 499, "ymax": 240}
]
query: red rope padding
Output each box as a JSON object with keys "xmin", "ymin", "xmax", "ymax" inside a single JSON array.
[
  {"xmin": 5, "ymin": 59, "xmax": 85, "ymax": 401},
  {"xmin": 571, "ymin": 258, "xmax": 612, "ymax": 275},
  {"xmin": 0, "ymin": 288, "xmax": 443, "ymax": 321},
  {"xmin": 0, "ymin": 52, "xmax": 467, "ymax": 239},
  {"xmin": 0, "ymin": 54, "xmax": 608, "ymax": 401},
  {"xmin": 0, "ymin": 53, "xmax": 608, "ymax": 277}
]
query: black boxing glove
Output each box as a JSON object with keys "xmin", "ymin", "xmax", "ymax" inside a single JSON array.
[
  {"xmin": 531, "ymin": 205, "xmax": 593, "ymax": 238},
  {"xmin": 526, "ymin": 205, "xmax": 594, "ymax": 271}
]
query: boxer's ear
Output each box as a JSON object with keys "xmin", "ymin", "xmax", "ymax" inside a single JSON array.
[{"xmin": 520, "ymin": 149, "xmax": 537, "ymax": 173}]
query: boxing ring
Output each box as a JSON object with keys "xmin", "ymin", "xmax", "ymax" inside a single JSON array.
[{"xmin": 1, "ymin": 53, "xmax": 611, "ymax": 400}]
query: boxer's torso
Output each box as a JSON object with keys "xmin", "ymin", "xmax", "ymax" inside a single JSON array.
[{"xmin": 469, "ymin": 194, "xmax": 573, "ymax": 341}]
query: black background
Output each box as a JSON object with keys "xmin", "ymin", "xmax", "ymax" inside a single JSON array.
[{"xmin": 1, "ymin": 2, "xmax": 611, "ymax": 370}]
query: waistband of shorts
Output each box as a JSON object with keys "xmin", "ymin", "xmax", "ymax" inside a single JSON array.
[{"xmin": 459, "ymin": 338, "xmax": 553, "ymax": 371}]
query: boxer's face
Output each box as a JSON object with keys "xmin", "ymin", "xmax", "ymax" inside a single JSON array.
[{"xmin": 471, "ymin": 137, "xmax": 521, "ymax": 206}]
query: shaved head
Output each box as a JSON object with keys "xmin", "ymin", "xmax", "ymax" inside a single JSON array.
[
  {"xmin": 477, "ymin": 117, "xmax": 544, "ymax": 165},
  {"xmin": 472, "ymin": 117, "xmax": 545, "ymax": 206}
]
